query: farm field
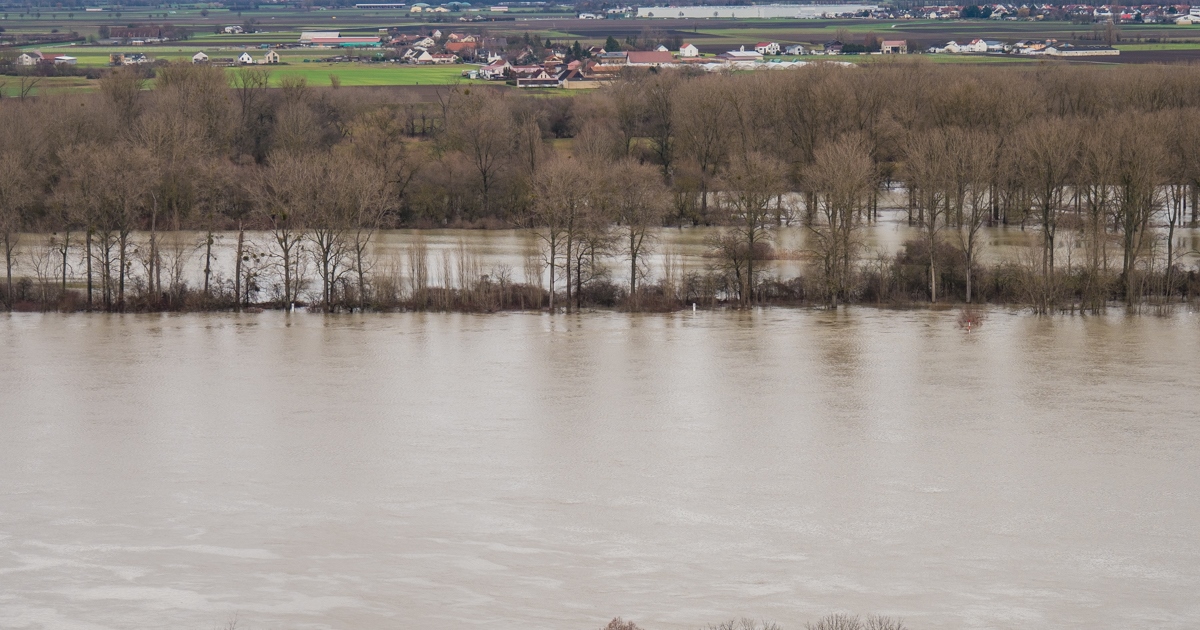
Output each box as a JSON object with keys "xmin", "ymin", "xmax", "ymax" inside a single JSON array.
[
  {"xmin": 239, "ymin": 63, "xmax": 483, "ymax": 87},
  {"xmin": 0, "ymin": 75, "xmax": 93, "ymax": 97}
]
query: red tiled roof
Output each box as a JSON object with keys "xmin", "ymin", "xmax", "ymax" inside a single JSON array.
[{"xmin": 626, "ymin": 51, "xmax": 673, "ymax": 64}]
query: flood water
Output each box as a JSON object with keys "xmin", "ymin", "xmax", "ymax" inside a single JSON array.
[
  {"xmin": 13, "ymin": 206, "xmax": 1200, "ymax": 297},
  {"xmin": 1, "ymin": 309, "xmax": 1198, "ymax": 630}
]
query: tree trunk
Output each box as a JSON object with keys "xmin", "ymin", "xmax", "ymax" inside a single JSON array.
[
  {"xmin": 965, "ymin": 245, "xmax": 973, "ymax": 304},
  {"xmin": 930, "ymin": 261, "xmax": 936, "ymax": 303},
  {"xmin": 356, "ymin": 246, "xmax": 367, "ymax": 312},
  {"xmin": 629, "ymin": 231, "xmax": 637, "ymax": 309},
  {"xmin": 4, "ymin": 234, "xmax": 12, "ymax": 311},
  {"xmin": 235, "ymin": 226, "xmax": 244, "ymax": 311},
  {"xmin": 149, "ymin": 205, "xmax": 158, "ymax": 302},
  {"xmin": 547, "ymin": 241, "xmax": 556, "ymax": 312},
  {"xmin": 283, "ymin": 243, "xmax": 292, "ymax": 309},
  {"xmin": 564, "ymin": 237, "xmax": 572, "ymax": 313},
  {"xmin": 204, "ymin": 232, "xmax": 213, "ymax": 296},
  {"xmin": 86, "ymin": 229, "xmax": 93, "ymax": 310},
  {"xmin": 118, "ymin": 232, "xmax": 127, "ymax": 312},
  {"xmin": 61, "ymin": 229, "xmax": 70, "ymax": 293}
]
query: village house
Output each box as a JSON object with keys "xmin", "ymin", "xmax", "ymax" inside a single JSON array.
[
  {"xmin": 430, "ymin": 53, "xmax": 459, "ymax": 64},
  {"xmin": 445, "ymin": 41, "xmax": 477, "ymax": 58},
  {"xmin": 754, "ymin": 42, "xmax": 781, "ymax": 55},
  {"xmin": 515, "ymin": 68, "xmax": 559, "ymax": 88},
  {"xmin": 880, "ymin": 40, "xmax": 907, "ymax": 54},
  {"xmin": 238, "ymin": 52, "xmax": 255, "ymax": 64},
  {"xmin": 264, "ymin": 50, "xmax": 281, "ymax": 64},
  {"xmin": 627, "ymin": 51, "xmax": 674, "ymax": 66},
  {"xmin": 596, "ymin": 51, "xmax": 629, "ymax": 65},
  {"xmin": 933, "ymin": 39, "xmax": 988, "ymax": 53},
  {"xmin": 478, "ymin": 59, "xmax": 511, "ymax": 80},
  {"xmin": 784, "ymin": 44, "xmax": 806, "ymax": 55},
  {"xmin": 192, "ymin": 51, "xmax": 210, "ymax": 63},
  {"xmin": 679, "ymin": 43, "xmax": 699, "ymax": 58}
]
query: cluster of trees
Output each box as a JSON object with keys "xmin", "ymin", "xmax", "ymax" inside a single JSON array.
[{"xmin": 1, "ymin": 61, "xmax": 1199, "ymax": 314}]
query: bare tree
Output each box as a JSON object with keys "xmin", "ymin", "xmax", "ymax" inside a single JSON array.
[
  {"xmin": 1112, "ymin": 120, "xmax": 1165, "ymax": 305},
  {"xmin": 674, "ymin": 76, "xmax": 731, "ymax": 222},
  {"xmin": 448, "ymin": 89, "xmax": 512, "ymax": 219},
  {"xmin": 0, "ymin": 151, "xmax": 32, "ymax": 310},
  {"xmin": 530, "ymin": 158, "xmax": 589, "ymax": 310},
  {"xmin": 1016, "ymin": 118, "xmax": 1077, "ymax": 310},
  {"xmin": 253, "ymin": 151, "xmax": 313, "ymax": 308},
  {"xmin": 716, "ymin": 152, "xmax": 787, "ymax": 306},
  {"xmin": 950, "ymin": 128, "xmax": 1000, "ymax": 303},
  {"xmin": 610, "ymin": 158, "xmax": 668, "ymax": 306},
  {"xmin": 807, "ymin": 613, "xmax": 862, "ymax": 630},
  {"xmin": 99, "ymin": 67, "xmax": 147, "ymax": 129},
  {"xmin": 904, "ymin": 129, "xmax": 952, "ymax": 302},
  {"xmin": 806, "ymin": 134, "xmax": 874, "ymax": 305}
]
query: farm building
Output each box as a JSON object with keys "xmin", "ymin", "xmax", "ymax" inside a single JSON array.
[{"xmin": 309, "ymin": 36, "xmax": 382, "ymax": 48}]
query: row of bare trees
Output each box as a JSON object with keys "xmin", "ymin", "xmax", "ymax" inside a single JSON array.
[{"xmin": 2, "ymin": 60, "xmax": 1200, "ymax": 312}]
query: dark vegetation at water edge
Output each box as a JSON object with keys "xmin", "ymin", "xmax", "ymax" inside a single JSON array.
[
  {"xmin": 604, "ymin": 615, "xmax": 907, "ymax": 630},
  {"xmin": 2, "ymin": 61, "xmax": 1200, "ymax": 313}
]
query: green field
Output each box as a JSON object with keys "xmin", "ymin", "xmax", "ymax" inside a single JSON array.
[
  {"xmin": 247, "ymin": 63, "xmax": 483, "ymax": 87},
  {"xmin": 1114, "ymin": 42, "xmax": 1200, "ymax": 50},
  {"xmin": 0, "ymin": 75, "xmax": 94, "ymax": 97}
]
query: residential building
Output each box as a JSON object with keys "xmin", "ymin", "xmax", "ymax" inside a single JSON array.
[
  {"xmin": 478, "ymin": 59, "xmax": 511, "ymax": 79},
  {"xmin": 192, "ymin": 51, "xmax": 210, "ymax": 63},
  {"xmin": 880, "ymin": 40, "xmax": 907, "ymax": 54},
  {"xmin": 679, "ymin": 43, "xmax": 699, "ymax": 58},
  {"xmin": 627, "ymin": 51, "xmax": 674, "ymax": 66},
  {"xmin": 754, "ymin": 42, "xmax": 780, "ymax": 55}
]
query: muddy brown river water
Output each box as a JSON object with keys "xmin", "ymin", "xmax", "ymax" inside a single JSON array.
[{"xmin": 0, "ymin": 309, "xmax": 1198, "ymax": 629}]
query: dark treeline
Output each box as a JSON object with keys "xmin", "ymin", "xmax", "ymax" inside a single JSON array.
[{"xmin": 2, "ymin": 60, "xmax": 1200, "ymax": 314}]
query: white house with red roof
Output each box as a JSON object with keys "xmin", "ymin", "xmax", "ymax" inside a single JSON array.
[
  {"xmin": 754, "ymin": 42, "xmax": 781, "ymax": 55},
  {"xmin": 679, "ymin": 42, "xmax": 699, "ymax": 58},
  {"xmin": 478, "ymin": 59, "xmax": 511, "ymax": 79}
]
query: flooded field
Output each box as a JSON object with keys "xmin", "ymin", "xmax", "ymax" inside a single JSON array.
[{"xmin": 13, "ymin": 207, "xmax": 1199, "ymax": 298}]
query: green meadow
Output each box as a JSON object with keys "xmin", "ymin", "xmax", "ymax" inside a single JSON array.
[{"xmin": 246, "ymin": 63, "xmax": 483, "ymax": 87}]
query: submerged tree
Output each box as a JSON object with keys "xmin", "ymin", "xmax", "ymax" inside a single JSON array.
[
  {"xmin": 716, "ymin": 152, "xmax": 787, "ymax": 307},
  {"xmin": 806, "ymin": 134, "xmax": 874, "ymax": 305}
]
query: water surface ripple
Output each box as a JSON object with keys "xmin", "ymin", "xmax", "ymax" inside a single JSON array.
[{"xmin": 0, "ymin": 310, "xmax": 1197, "ymax": 629}]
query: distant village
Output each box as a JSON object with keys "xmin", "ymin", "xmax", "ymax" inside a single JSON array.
[
  {"xmin": 22, "ymin": 0, "xmax": 1200, "ymax": 78},
  {"xmin": 863, "ymin": 2, "xmax": 1200, "ymax": 22}
]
